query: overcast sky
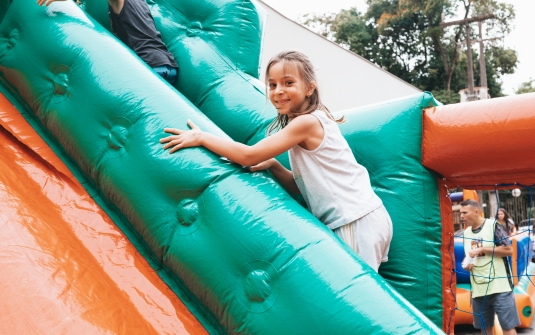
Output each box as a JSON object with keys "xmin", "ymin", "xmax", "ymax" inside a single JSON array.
[{"xmin": 261, "ymin": 0, "xmax": 534, "ymax": 95}]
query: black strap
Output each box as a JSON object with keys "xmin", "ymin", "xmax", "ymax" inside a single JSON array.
[{"xmin": 503, "ymin": 257, "xmax": 514, "ymax": 289}]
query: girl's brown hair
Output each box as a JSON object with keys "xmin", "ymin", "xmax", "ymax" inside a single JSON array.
[
  {"xmin": 497, "ymin": 208, "xmax": 514, "ymax": 235},
  {"xmin": 265, "ymin": 51, "xmax": 344, "ymax": 135}
]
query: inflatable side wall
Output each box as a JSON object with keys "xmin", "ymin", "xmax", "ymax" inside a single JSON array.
[
  {"xmin": 423, "ymin": 93, "xmax": 535, "ymax": 188},
  {"xmin": 0, "ymin": 1, "xmax": 443, "ymax": 334},
  {"xmin": 84, "ymin": 0, "xmax": 284, "ymax": 156},
  {"xmin": 334, "ymin": 93, "xmax": 446, "ymax": 325},
  {"xmin": 151, "ymin": 0, "xmax": 274, "ymax": 147}
]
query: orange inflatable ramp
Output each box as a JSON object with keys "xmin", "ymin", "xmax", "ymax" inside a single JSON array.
[
  {"xmin": 0, "ymin": 93, "xmax": 207, "ymax": 334},
  {"xmin": 422, "ymin": 92, "xmax": 535, "ymax": 188}
]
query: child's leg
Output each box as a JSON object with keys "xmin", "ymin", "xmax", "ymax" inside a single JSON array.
[{"xmin": 333, "ymin": 205, "xmax": 393, "ymax": 272}]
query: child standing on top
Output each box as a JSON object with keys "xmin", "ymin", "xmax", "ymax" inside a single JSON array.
[{"xmin": 160, "ymin": 51, "xmax": 392, "ymax": 272}]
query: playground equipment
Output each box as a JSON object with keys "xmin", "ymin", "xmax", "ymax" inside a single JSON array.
[
  {"xmin": 0, "ymin": 94, "xmax": 208, "ymax": 334},
  {"xmin": 0, "ymin": 0, "xmax": 443, "ymax": 333},
  {"xmin": 422, "ymin": 92, "xmax": 535, "ymax": 331},
  {"xmin": 0, "ymin": 0, "xmax": 534, "ymax": 333}
]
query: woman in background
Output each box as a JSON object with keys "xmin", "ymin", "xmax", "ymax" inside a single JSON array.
[{"xmin": 497, "ymin": 208, "xmax": 516, "ymax": 237}]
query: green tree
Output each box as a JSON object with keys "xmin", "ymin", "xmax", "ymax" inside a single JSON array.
[
  {"xmin": 301, "ymin": 0, "xmax": 518, "ymax": 103},
  {"xmin": 515, "ymin": 80, "xmax": 535, "ymax": 95},
  {"xmin": 430, "ymin": 90, "xmax": 460, "ymax": 105}
]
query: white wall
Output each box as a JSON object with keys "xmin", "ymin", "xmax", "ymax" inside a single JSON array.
[{"xmin": 256, "ymin": 0, "xmax": 420, "ymax": 112}]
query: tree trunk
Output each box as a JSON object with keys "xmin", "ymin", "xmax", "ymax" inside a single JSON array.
[
  {"xmin": 432, "ymin": 3, "xmax": 470, "ymax": 92},
  {"xmin": 488, "ymin": 191, "xmax": 499, "ymax": 219},
  {"xmin": 445, "ymin": 69, "xmax": 452, "ymax": 91}
]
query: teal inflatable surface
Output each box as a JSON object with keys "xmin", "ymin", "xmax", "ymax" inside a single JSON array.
[
  {"xmin": 80, "ymin": 0, "xmax": 446, "ymax": 326},
  {"xmin": 335, "ymin": 94, "xmax": 443, "ymax": 324},
  {"xmin": 0, "ymin": 0, "xmax": 444, "ymax": 334},
  {"xmin": 85, "ymin": 0, "xmax": 277, "ymax": 149}
]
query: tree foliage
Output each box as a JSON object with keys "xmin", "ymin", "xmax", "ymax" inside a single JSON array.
[
  {"xmin": 515, "ymin": 80, "xmax": 535, "ymax": 95},
  {"xmin": 300, "ymin": 0, "xmax": 518, "ymax": 104}
]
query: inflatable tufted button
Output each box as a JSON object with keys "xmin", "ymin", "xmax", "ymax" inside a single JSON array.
[
  {"xmin": 7, "ymin": 28, "xmax": 19, "ymax": 50},
  {"xmin": 244, "ymin": 270, "xmax": 272, "ymax": 303},
  {"xmin": 107, "ymin": 124, "xmax": 129, "ymax": 150},
  {"xmin": 104, "ymin": 117, "xmax": 132, "ymax": 159},
  {"xmin": 49, "ymin": 65, "xmax": 71, "ymax": 104},
  {"xmin": 0, "ymin": 24, "xmax": 20, "ymax": 62},
  {"xmin": 53, "ymin": 72, "xmax": 69, "ymax": 96},
  {"xmin": 186, "ymin": 21, "xmax": 202, "ymax": 37},
  {"xmin": 236, "ymin": 260, "xmax": 280, "ymax": 313},
  {"xmin": 176, "ymin": 198, "xmax": 198, "ymax": 226},
  {"xmin": 174, "ymin": 190, "xmax": 204, "ymax": 235}
]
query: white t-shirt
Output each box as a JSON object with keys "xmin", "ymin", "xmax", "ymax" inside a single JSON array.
[{"xmin": 288, "ymin": 110, "xmax": 382, "ymax": 230}]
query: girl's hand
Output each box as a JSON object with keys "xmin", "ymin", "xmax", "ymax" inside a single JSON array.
[
  {"xmin": 160, "ymin": 119, "xmax": 203, "ymax": 153},
  {"xmin": 250, "ymin": 158, "xmax": 277, "ymax": 172}
]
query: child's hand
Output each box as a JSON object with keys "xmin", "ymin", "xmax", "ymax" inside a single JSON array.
[
  {"xmin": 36, "ymin": 0, "xmax": 67, "ymax": 6},
  {"xmin": 160, "ymin": 119, "xmax": 203, "ymax": 153},
  {"xmin": 250, "ymin": 158, "xmax": 277, "ymax": 172}
]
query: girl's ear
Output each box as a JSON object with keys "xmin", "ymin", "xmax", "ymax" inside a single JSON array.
[{"xmin": 307, "ymin": 81, "xmax": 317, "ymax": 97}]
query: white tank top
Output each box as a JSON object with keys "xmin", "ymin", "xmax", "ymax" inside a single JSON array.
[{"xmin": 288, "ymin": 110, "xmax": 382, "ymax": 229}]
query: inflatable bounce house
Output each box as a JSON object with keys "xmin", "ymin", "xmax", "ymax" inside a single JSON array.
[
  {"xmin": 422, "ymin": 96, "xmax": 535, "ymax": 333},
  {"xmin": 0, "ymin": 0, "xmax": 534, "ymax": 334}
]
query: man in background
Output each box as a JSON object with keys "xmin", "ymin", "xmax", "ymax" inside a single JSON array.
[{"xmin": 461, "ymin": 199, "xmax": 519, "ymax": 335}]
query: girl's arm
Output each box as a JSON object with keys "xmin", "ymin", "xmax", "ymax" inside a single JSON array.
[
  {"xmin": 160, "ymin": 115, "xmax": 322, "ymax": 167},
  {"xmin": 250, "ymin": 158, "xmax": 300, "ymax": 195}
]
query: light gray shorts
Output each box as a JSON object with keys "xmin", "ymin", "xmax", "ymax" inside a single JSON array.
[
  {"xmin": 472, "ymin": 291, "xmax": 520, "ymax": 331},
  {"xmin": 333, "ymin": 204, "xmax": 393, "ymax": 272}
]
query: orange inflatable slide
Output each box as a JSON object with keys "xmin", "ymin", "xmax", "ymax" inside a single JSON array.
[{"xmin": 0, "ymin": 93, "xmax": 207, "ymax": 334}]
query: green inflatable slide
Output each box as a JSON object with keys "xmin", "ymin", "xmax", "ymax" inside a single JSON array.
[{"xmin": 0, "ymin": 0, "xmax": 447, "ymax": 333}]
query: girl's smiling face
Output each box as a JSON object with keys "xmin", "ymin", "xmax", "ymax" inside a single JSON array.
[{"xmin": 267, "ymin": 61, "xmax": 313, "ymax": 117}]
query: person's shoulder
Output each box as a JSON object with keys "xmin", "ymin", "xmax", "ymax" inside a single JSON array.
[
  {"xmin": 493, "ymin": 221, "xmax": 510, "ymax": 244},
  {"xmin": 291, "ymin": 113, "xmax": 321, "ymax": 128},
  {"xmin": 296, "ymin": 113, "xmax": 319, "ymax": 121},
  {"xmin": 493, "ymin": 220, "xmax": 508, "ymax": 233}
]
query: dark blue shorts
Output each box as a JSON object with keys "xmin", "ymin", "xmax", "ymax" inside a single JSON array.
[
  {"xmin": 153, "ymin": 65, "xmax": 178, "ymax": 85},
  {"xmin": 472, "ymin": 291, "xmax": 520, "ymax": 331}
]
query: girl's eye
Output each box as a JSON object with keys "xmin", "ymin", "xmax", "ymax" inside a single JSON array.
[
  {"xmin": 269, "ymin": 83, "xmax": 276, "ymax": 89},
  {"xmin": 286, "ymin": 81, "xmax": 293, "ymax": 85}
]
